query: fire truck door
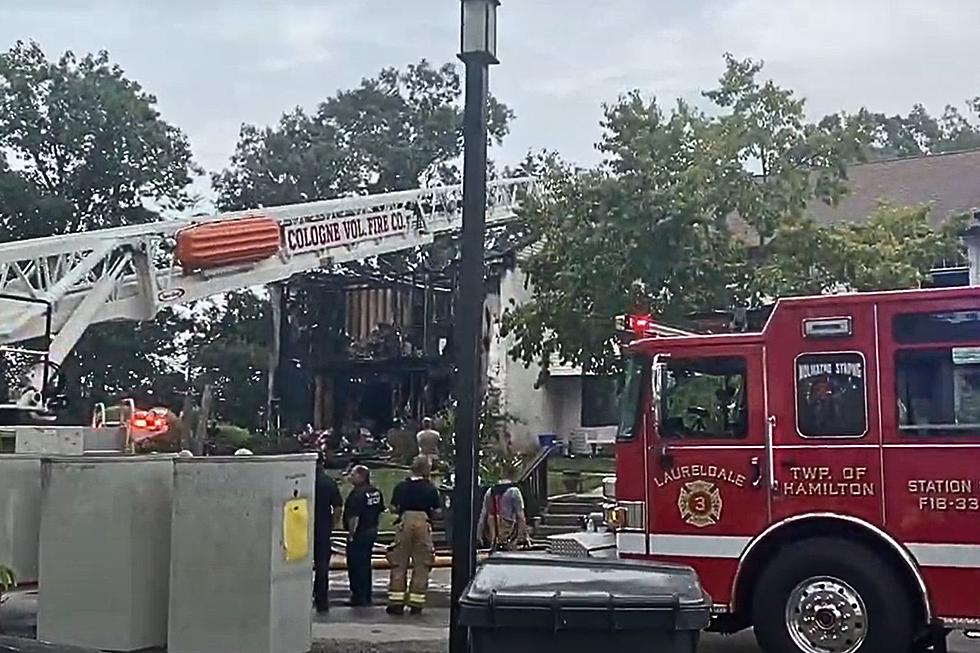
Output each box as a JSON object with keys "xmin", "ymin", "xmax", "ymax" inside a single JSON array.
[
  {"xmin": 878, "ymin": 303, "xmax": 980, "ymax": 619},
  {"xmin": 765, "ymin": 309, "xmax": 883, "ymax": 526},
  {"xmin": 646, "ymin": 345, "xmax": 768, "ymax": 599}
]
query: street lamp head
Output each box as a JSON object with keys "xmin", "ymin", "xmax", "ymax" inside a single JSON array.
[{"xmin": 459, "ymin": 0, "xmax": 500, "ymax": 64}]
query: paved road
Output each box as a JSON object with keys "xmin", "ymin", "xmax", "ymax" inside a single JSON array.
[
  {"xmin": 6, "ymin": 593, "xmax": 979, "ymax": 652},
  {"xmin": 311, "ymin": 608, "xmax": 980, "ymax": 653},
  {"xmin": 701, "ymin": 631, "xmax": 979, "ymax": 652}
]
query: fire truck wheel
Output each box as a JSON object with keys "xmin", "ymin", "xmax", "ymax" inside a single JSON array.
[{"xmin": 751, "ymin": 537, "xmax": 914, "ymax": 653}]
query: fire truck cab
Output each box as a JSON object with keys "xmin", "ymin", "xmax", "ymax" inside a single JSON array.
[{"xmin": 612, "ymin": 285, "xmax": 980, "ymax": 653}]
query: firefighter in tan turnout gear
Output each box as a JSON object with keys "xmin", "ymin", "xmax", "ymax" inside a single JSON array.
[{"xmin": 386, "ymin": 455, "xmax": 441, "ymax": 615}]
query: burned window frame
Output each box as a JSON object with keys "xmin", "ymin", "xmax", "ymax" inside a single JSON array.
[{"xmin": 794, "ymin": 351, "xmax": 869, "ymax": 439}]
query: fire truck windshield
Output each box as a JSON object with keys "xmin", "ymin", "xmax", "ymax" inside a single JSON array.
[
  {"xmin": 615, "ymin": 355, "xmax": 648, "ymax": 441},
  {"xmin": 660, "ymin": 357, "xmax": 747, "ymax": 439}
]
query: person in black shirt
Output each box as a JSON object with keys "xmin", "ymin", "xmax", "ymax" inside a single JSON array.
[
  {"xmin": 342, "ymin": 465, "xmax": 383, "ymax": 606},
  {"xmin": 385, "ymin": 455, "xmax": 441, "ymax": 615},
  {"xmin": 313, "ymin": 455, "xmax": 343, "ymax": 613}
]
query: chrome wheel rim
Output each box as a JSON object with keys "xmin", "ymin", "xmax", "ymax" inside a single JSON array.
[{"xmin": 785, "ymin": 576, "xmax": 867, "ymax": 653}]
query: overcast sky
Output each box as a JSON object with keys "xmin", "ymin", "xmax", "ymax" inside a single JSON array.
[{"xmin": 4, "ymin": 0, "xmax": 980, "ymax": 205}]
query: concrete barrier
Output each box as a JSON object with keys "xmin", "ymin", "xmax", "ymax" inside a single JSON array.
[
  {"xmin": 168, "ymin": 454, "xmax": 316, "ymax": 653},
  {"xmin": 36, "ymin": 456, "xmax": 173, "ymax": 651},
  {"xmin": 0, "ymin": 456, "xmax": 42, "ymax": 584}
]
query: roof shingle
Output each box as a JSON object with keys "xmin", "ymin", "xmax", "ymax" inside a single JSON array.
[{"xmin": 806, "ymin": 148, "xmax": 980, "ymax": 226}]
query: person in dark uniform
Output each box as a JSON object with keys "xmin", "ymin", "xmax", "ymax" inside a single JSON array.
[
  {"xmin": 386, "ymin": 455, "xmax": 441, "ymax": 615},
  {"xmin": 342, "ymin": 465, "xmax": 384, "ymax": 606},
  {"xmin": 314, "ymin": 454, "xmax": 343, "ymax": 613}
]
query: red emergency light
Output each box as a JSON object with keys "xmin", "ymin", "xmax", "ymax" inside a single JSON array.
[
  {"xmin": 614, "ymin": 314, "xmax": 695, "ymax": 339},
  {"xmin": 615, "ymin": 313, "xmax": 654, "ymax": 336},
  {"xmin": 130, "ymin": 409, "xmax": 166, "ymax": 432}
]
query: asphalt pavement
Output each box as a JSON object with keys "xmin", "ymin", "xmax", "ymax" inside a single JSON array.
[
  {"xmin": 5, "ymin": 592, "xmax": 980, "ymax": 652},
  {"xmin": 312, "ymin": 608, "xmax": 980, "ymax": 653}
]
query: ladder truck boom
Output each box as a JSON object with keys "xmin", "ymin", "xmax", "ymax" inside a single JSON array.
[{"xmin": 0, "ymin": 177, "xmax": 533, "ymax": 410}]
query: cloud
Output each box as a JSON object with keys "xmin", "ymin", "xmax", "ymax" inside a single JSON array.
[
  {"xmin": 4, "ymin": 0, "xmax": 980, "ymax": 186},
  {"xmin": 490, "ymin": 0, "xmax": 980, "ymax": 165},
  {"xmin": 171, "ymin": 2, "xmax": 359, "ymax": 73}
]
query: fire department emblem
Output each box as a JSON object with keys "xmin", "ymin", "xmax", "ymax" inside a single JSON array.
[{"xmin": 677, "ymin": 480, "xmax": 722, "ymax": 528}]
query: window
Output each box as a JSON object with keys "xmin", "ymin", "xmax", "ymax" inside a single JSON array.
[
  {"xmin": 795, "ymin": 352, "xmax": 867, "ymax": 437},
  {"xmin": 616, "ymin": 356, "xmax": 647, "ymax": 442},
  {"xmin": 896, "ymin": 347, "xmax": 980, "ymax": 436},
  {"xmin": 581, "ymin": 376, "xmax": 619, "ymax": 428},
  {"xmin": 893, "ymin": 311, "xmax": 980, "ymax": 344},
  {"xmin": 660, "ymin": 357, "xmax": 747, "ymax": 439}
]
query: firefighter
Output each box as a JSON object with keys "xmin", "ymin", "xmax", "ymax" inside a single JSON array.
[
  {"xmin": 477, "ymin": 475, "xmax": 530, "ymax": 551},
  {"xmin": 313, "ymin": 454, "xmax": 342, "ymax": 613},
  {"xmin": 342, "ymin": 465, "xmax": 384, "ymax": 606},
  {"xmin": 385, "ymin": 455, "xmax": 441, "ymax": 616},
  {"xmin": 415, "ymin": 417, "xmax": 441, "ymax": 467}
]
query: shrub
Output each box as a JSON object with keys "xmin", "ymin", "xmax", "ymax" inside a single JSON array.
[
  {"xmin": 211, "ymin": 423, "xmax": 251, "ymax": 452},
  {"xmin": 387, "ymin": 427, "xmax": 419, "ymax": 465},
  {"xmin": 0, "ymin": 564, "xmax": 14, "ymax": 594}
]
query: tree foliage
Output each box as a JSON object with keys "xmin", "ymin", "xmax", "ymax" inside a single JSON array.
[
  {"xmin": 753, "ymin": 205, "xmax": 966, "ymax": 299},
  {"xmin": 0, "ymin": 41, "xmax": 199, "ymax": 417},
  {"xmin": 503, "ymin": 56, "xmax": 965, "ymax": 376},
  {"xmin": 188, "ymin": 290, "xmax": 271, "ymax": 432},
  {"xmin": 0, "ymin": 40, "xmax": 198, "ymax": 240},
  {"xmin": 858, "ymin": 100, "xmax": 980, "ymax": 159},
  {"xmin": 213, "ymin": 60, "xmax": 513, "ymax": 210}
]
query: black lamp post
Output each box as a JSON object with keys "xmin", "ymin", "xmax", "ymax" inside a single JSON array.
[{"xmin": 450, "ymin": 2, "xmax": 499, "ymax": 652}]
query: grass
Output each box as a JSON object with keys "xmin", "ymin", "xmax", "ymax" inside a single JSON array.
[
  {"xmin": 546, "ymin": 455, "xmax": 613, "ymax": 496},
  {"xmin": 327, "ymin": 457, "xmax": 613, "ymax": 529},
  {"xmin": 547, "ymin": 471, "xmax": 605, "ymax": 495},
  {"xmin": 549, "ymin": 455, "xmax": 615, "ymax": 474}
]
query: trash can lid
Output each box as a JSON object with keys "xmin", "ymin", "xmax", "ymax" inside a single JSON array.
[
  {"xmin": 460, "ymin": 553, "xmax": 712, "ymax": 632},
  {"xmin": 462, "ymin": 552, "xmax": 707, "ymax": 605}
]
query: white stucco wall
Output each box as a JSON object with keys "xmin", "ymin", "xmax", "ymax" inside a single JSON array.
[
  {"xmin": 486, "ymin": 265, "xmax": 556, "ymax": 451},
  {"xmin": 488, "ymin": 265, "xmax": 616, "ymax": 452}
]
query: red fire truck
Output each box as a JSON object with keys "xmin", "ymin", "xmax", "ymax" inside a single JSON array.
[{"xmin": 609, "ymin": 285, "xmax": 980, "ymax": 653}]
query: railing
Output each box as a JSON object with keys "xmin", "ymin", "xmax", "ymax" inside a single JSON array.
[{"xmin": 516, "ymin": 444, "xmax": 555, "ymax": 522}]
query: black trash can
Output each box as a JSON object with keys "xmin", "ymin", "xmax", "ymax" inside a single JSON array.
[{"xmin": 459, "ymin": 552, "xmax": 711, "ymax": 653}]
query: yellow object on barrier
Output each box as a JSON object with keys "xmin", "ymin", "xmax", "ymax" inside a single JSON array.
[{"xmin": 283, "ymin": 498, "xmax": 310, "ymax": 562}]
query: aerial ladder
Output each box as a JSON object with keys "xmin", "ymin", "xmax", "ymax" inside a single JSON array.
[{"xmin": 0, "ymin": 177, "xmax": 534, "ymax": 420}]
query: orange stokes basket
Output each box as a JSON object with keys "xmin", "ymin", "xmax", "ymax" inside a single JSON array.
[{"xmin": 175, "ymin": 217, "xmax": 281, "ymax": 271}]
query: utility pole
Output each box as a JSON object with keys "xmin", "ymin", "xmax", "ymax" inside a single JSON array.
[{"xmin": 450, "ymin": 2, "xmax": 499, "ymax": 652}]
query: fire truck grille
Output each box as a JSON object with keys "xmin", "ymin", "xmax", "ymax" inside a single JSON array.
[{"xmin": 547, "ymin": 537, "xmax": 590, "ymax": 558}]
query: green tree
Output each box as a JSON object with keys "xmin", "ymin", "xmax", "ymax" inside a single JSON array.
[
  {"xmin": 213, "ymin": 60, "xmax": 513, "ymax": 209},
  {"xmin": 854, "ymin": 100, "xmax": 980, "ymax": 159},
  {"xmin": 214, "ymin": 60, "xmax": 514, "ymax": 284},
  {"xmin": 0, "ymin": 41, "xmax": 200, "ymax": 417},
  {"xmin": 0, "ymin": 41, "xmax": 198, "ymax": 238},
  {"xmin": 754, "ymin": 205, "xmax": 966, "ymax": 299},
  {"xmin": 188, "ymin": 290, "xmax": 272, "ymax": 432},
  {"xmin": 502, "ymin": 56, "xmax": 960, "ymax": 376}
]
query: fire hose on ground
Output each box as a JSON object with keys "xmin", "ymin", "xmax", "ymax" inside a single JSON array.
[{"xmin": 326, "ymin": 533, "xmax": 546, "ymax": 570}]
